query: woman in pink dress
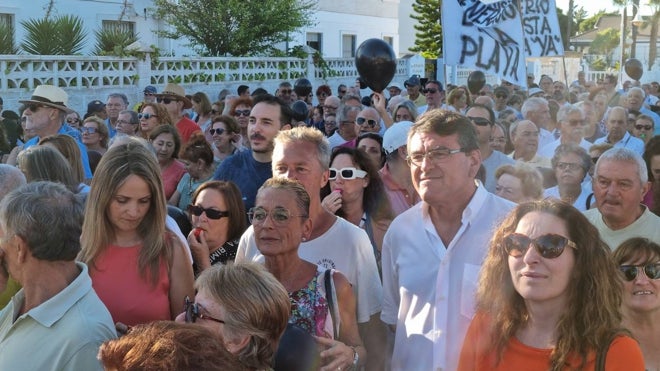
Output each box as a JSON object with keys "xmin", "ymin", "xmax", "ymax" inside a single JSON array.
[{"xmin": 149, "ymin": 124, "xmax": 187, "ymax": 200}]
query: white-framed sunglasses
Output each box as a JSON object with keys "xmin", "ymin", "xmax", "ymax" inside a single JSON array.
[{"xmin": 329, "ymin": 167, "xmax": 367, "ymax": 180}]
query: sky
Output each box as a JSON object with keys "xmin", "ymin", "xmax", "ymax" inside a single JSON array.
[{"xmin": 555, "ymin": 0, "xmax": 617, "ymax": 17}]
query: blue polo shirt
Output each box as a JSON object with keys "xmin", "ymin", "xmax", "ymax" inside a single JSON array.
[{"xmin": 23, "ymin": 124, "xmax": 93, "ymax": 179}]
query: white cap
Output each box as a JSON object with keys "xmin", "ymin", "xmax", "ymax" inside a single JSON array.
[{"xmin": 383, "ymin": 121, "xmax": 414, "ymax": 155}]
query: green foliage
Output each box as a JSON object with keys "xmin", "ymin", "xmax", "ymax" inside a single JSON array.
[
  {"xmin": 93, "ymin": 26, "xmax": 138, "ymax": 56},
  {"xmin": 409, "ymin": 0, "xmax": 442, "ymax": 59},
  {"xmin": 20, "ymin": 15, "xmax": 86, "ymax": 55},
  {"xmin": 0, "ymin": 22, "xmax": 17, "ymax": 54},
  {"xmin": 578, "ymin": 10, "xmax": 617, "ymax": 34},
  {"xmin": 590, "ymin": 28, "xmax": 620, "ymax": 55},
  {"xmin": 152, "ymin": 0, "xmax": 316, "ymax": 56},
  {"xmin": 589, "ymin": 56, "xmax": 609, "ymax": 71}
]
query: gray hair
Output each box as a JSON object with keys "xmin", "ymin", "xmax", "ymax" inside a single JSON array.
[
  {"xmin": 337, "ymin": 105, "xmax": 362, "ymax": 125},
  {"xmin": 0, "ymin": 164, "xmax": 26, "ymax": 201},
  {"xmin": 0, "ymin": 181, "xmax": 83, "ymax": 261},
  {"xmin": 108, "ymin": 93, "xmax": 129, "ymax": 106},
  {"xmin": 628, "ymin": 86, "xmax": 645, "ymax": 98},
  {"xmin": 119, "ymin": 110, "xmax": 139, "ymax": 125},
  {"xmin": 510, "ymin": 120, "xmax": 537, "ymax": 138},
  {"xmin": 393, "ymin": 100, "xmax": 418, "ymax": 122},
  {"xmin": 556, "ymin": 104, "xmax": 583, "ymax": 123},
  {"xmin": 551, "ymin": 143, "xmax": 591, "ymax": 174},
  {"xmin": 603, "ymin": 106, "xmax": 627, "ymax": 122},
  {"xmin": 521, "ymin": 97, "xmax": 549, "ymax": 119},
  {"xmin": 595, "ymin": 147, "xmax": 648, "ymax": 183}
]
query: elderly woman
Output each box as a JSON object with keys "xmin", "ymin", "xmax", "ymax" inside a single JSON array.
[
  {"xmin": 186, "ymin": 180, "xmax": 247, "ymax": 274},
  {"xmin": 392, "ymin": 100, "xmax": 418, "ymax": 123},
  {"xmin": 175, "ymin": 263, "xmax": 291, "ymax": 371},
  {"xmin": 81, "ymin": 116, "xmax": 109, "ymax": 155},
  {"xmin": 458, "ymin": 199, "xmax": 644, "ymax": 370},
  {"xmin": 252, "ymin": 177, "xmax": 366, "ymax": 371},
  {"xmin": 494, "ymin": 163, "xmax": 544, "ymax": 203},
  {"xmin": 544, "ymin": 143, "xmax": 592, "ymax": 211},
  {"xmin": 446, "ymin": 87, "xmax": 469, "ymax": 114},
  {"xmin": 612, "ymin": 238, "xmax": 660, "ymax": 370}
]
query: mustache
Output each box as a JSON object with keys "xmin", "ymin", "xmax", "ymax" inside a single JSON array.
[{"xmin": 250, "ymin": 134, "xmax": 266, "ymax": 141}]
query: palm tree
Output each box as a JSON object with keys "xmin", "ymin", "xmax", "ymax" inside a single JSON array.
[{"xmin": 20, "ymin": 15, "xmax": 86, "ymax": 55}]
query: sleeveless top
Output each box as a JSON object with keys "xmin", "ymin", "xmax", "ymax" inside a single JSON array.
[
  {"xmin": 288, "ymin": 268, "xmax": 339, "ymax": 339},
  {"xmin": 90, "ymin": 243, "xmax": 171, "ymax": 326}
]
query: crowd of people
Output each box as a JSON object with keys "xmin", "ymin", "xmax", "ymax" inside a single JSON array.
[{"xmin": 0, "ymin": 69, "xmax": 658, "ymax": 370}]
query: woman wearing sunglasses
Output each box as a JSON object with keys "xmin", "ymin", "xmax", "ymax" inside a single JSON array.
[
  {"xmin": 322, "ymin": 147, "xmax": 393, "ymax": 277},
  {"xmin": 139, "ymin": 102, "xmax": 174, "ymax": 139},
  {"xmin": 80, "ymin": 116, "xmax": 109, "ymax": 156},
  {"xmin": 458, "ymin": 199, "xmax": 644, "ymax": 370},
  {"xmin": 229, "ymin": 96, "xmax": 253, "ymax": 149},
  {"xmin": 185, "ymin": 180, "xmax": 247, "ymax": 275},
  {"xmin": 252, "ymin": 178, "xmax": 366, "ymax": 371},
  {"xmin": 80, "ymin": 142, "xmax": 195, "ymax": 327},
  {"xmin": 612, "ymin": 237, "xmax": 660, "ymax": 371}
]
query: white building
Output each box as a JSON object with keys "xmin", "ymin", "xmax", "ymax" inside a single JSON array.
[{"xmin": 1, "ymin": 0, "xmax": 411, "ymax": 58}]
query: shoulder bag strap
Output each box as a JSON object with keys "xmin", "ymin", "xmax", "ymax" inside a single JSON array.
[{"xmin": 324, "ymin": 269, "xmax": 339, "ymax": 339}]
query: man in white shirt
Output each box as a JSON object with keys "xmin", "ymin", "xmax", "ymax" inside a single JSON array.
[
  {"xmin": 508, "ymin": 120, "xmax": 552, "ymax": 168},
  {"xmin": 538, "ymin": 105, "xmax": 592, "ymax": 158},
  {"xmin": 594, "ymin": 106, "xmax": 645, "ymax": 155},
  {"xmin": 381, "ymin": 110, "xmax": 514, "ymax": 371},
  {"xmin": 521, "ymin": 97, "xmax": 555, "ymax": 148}
]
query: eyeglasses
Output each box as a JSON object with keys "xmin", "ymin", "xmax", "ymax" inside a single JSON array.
[
  {"xmin": 317, "ymin": 92, "xmax": 328, "ymax": 97},
  {"xmin": 619, "ymin": 263, "xmax": 660, "ymax": 281},
  {"xmin": 567, "ymin": 119, "xmax": 585, "ymax": 127},
  {"xmin": 210, "ymin": 128, "xmax": 225, "ymax": 136},
  {"xmin": 503, "ymin": 233, "xmax": 577, "ymax": 259},
  {"xmin": 184, "ymin": 296, "xmax": 225, "ymax": 324},
  {"xmin": 80, "ymin": 127, "xmax": 98, "ymax": 134},
  {"xmin": 329, "ymin": 167, "xmax": 368, "ymax": 180},
  {"xmin": 27, "ymin": 103, "xmax": 45, "ymax": 112},
  {"xmin": 279, "ymin": 89, "xmax": 292, "ymax": 94},
  {"xmin": 635, "ymin": 124, "xmax": 653, "ymax": 131},
  {"xmin": 357, "ymin": 117, "xmax": 377, "ymax": 127},
  {"xmin": 187, "ymin": 205, "xmax": 230, "ymax": 220},
  {"xmin": 495, "ymin": 94, "xmax": 508, "ymax": 99},
  {"xmin": 339, "ymin": 89, "xmax": 347, "ymax": 94},
  {"xmin": 156, "ymin": 97, "xmax": 178, "ymax": 104},
  {"xmin": 406, "ymin": 147, "xmax": 465, "ymax": 166},
  {"xmin": 234, "ymin": 109, "xmax": 251, "ymax": 117},
  {"xmin": 211, "ymin": 109, "xmax": 221, "ymax": 115},
  {"xmin": 591, "ymin": 156, "xmax": 600, "ymax": 164},
  {"xmin": 138, "ymin": 113, "xmax": 158, "ymax": 120},
  {"xmin": 144, "ymin": 93, "xmax": 155, "ymax": 96},
  {"xmin": 115, "ymin": 120, "xmax": 134, "ymax": 126},
  {"xmin": 422, "ymin": 88, "xmax": 439, "ymax": 94},
  {"xmin": 556, "ymin": 162, "xmax": 582, "ymax": 171},
  {"xmin": 66, "ymin": 118, "xmax": 80, "ymax": 124},
  {"xmin": 468, "ymin": 117, "xmax": 493, "ymax": 126},
  {"xmin": 247, "ymin": 206, "xmax": 307, "ymax": 226}
]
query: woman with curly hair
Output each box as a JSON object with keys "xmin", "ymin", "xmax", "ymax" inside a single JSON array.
[
  {"xmin": 139, "ymin": 102, "xmax": 174, "ymax": 139},
  {"xmin": 458, "ymin": 199, "xmax": 644, "ymax": 370}
]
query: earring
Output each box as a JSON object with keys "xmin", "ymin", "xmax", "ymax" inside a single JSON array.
[{"xmin": 302, "ymin": 237, "xmax": 307, "ymax": 242}]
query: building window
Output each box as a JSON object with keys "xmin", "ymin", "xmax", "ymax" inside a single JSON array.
[
  {"xmin": 342, "ymin": 34, "xmax": 356, "ymax": 58},
  {"xmin": 0, "ymin": 13, "xmax": 14, "ymax": 33},
  {"xmin": 384, "ymin": 36, "xmax": 393, "ymax": 46},
  {"xmin": 306, "ymin": 32, "xmax": 322, "ymax": 52},
  {"xmin": 102, "ymin": 20, "xmax": 135, "ymax": 37}
]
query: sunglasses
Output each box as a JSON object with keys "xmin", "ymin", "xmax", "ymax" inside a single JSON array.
[
  {"xmin": 66, "ymin": 118, "xmax": 80, "ymax": 124},
  {"xmin": 157, "ymin": 97, "xmax": 178, "ymax": 104},
  {"xmin": 619, "ymin": 263, "xmax": 660, "ymax": 281},
  {"xmin": 209, "ymin": 128, "xmax": 225, "ymax": 136},
  {"xmin": 27, "ymin": 103, "xmax": 45, "ymax": 112},
  {"xmin": 504, "ymin": 233, "xmax": 577, "ymax": 259},
  {"xmin": 469, "ymin": 117, "xmax": 492, "ymax": 126},
  {"xmin": 339, "ymin": 89, "xmax": 347, "ymax": 94},
  {"xmin": 279, "ymin": 89, "xmax": 292, "ymax": 94},
  {"xmin": 211, "ymin": 109, "xmax": 221, "ymax": 115},
  {"xmin": 138, "ymin": 113, "xmax": 158, "ymax": 120},
  {"xmin": 187, "ymin": 205, "xmax": 230, "ymax": 220},
  {"xmin": 635, "ymin": 124, "xmax": 653, "ymax": 131},
  {"xmin": 248, "ymin": 206, "xmax": 307, "ymax": 226},
  {"xmin": 80, "ymin": 127, "xmax": 98, "ymax": 134},
  {"xmin": 422, "ymin": 88, "xmax": 439, "ymax": 94},
  {"xmin": 357, "ymin": 117, "xmax": 377, "ymax": 127},
  {"xmin": 329, "ymin": 167, "xmax": 367, "ymax": 180},
  {"xmin": 317, "ymin": 92, "xmax": 328, "ymax": 97},
  {"xmin": 234, "ymin": 109, "xmax": 251, "ymax": 117},
  {"xmin": 184, "ymin": 296, "xmax": 225, "ymax": 324},
  {"xmin": 144, "ymin": 93, "xmax": 155, "ymax": 96}
]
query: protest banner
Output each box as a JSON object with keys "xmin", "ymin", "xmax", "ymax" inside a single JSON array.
[
  {"xmin": 442, "ymin": 0, "xmax": 527, "ymax": 86},
  {"xmin": 521, "ymin": 0, "xmax": 564, "ymax": 57}
]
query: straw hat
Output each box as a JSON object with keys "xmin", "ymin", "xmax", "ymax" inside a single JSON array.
[
  {"xmin": 18, "ymin": 85, "xmax": 73, "ymax": 113},
  {"xmin": 157, "ymin": 83, "xmax": 192, "ymax": 109}
]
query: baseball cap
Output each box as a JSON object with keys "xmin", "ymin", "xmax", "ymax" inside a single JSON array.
[
  {"xmin": 404, "ymin": 75, "xmax": 421, "ymax": 88},
  {"xmin": 383, "ymin": 121, "xmax": 414, "ymax": 155},
  {"xmin": 528, "ymin": 88, "xmax": 544, "ymax": 97},
  {"xmin": 87, "ymin": 100, "xmax": 106, "ymax": 113},
  {"xmin": 143, "ymin": 85, "xmax": 157, "ymax": 94}
]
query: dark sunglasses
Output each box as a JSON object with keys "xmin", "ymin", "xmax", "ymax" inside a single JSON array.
[
  {"xmin": 357, "ymin": 117, "xmax": 377, "ymax": 127},
  {"xmin": 187, "ymin": 205, "xmax": 230, "ymax": 220},
  {"xmin": 184, "ymin": 296, "xmax": 225, "ymax": 324},
  {"xmin": 329, "ymin": 167, "xmax": 367, "ymax": 180},
  {"xmin": 66, "ymin": 118, "xmax": 80, "ymax": 124},
  {"xmin": 469, "ymin": 117, "xmax": 492, "ymax": 126},
  {"xmin": 279, "ymin": 89, "xmax": 292, "ymax": 94},
  {"xmin": 80, "ymin": 127, "xmax": 98, "ymax": 134},
  {"xmin": 210, "ymin": 128, "xmax": 225, "ymax": 136},
  {"xmin": 234, "ymin": 109, "xmax": 251, "ymax": 117},
  {"xmin": 495, "ymin": 94, "xmax": 507, "ymax": 99},
  {"xmin": 339, "ymin": 89, "xmax": 347, "ymax": 94},
  {"xmin": 27, "ymin": 103, "xmax": 45, "ymax": 112},
  {"xmin": 635, "ymin": 124, "xmax": 653, "ymax": 131},
  {"xmin": 503, "ymin": 233, "xmax": 577, "ymax": 259},
  {"xmin": 157, "ymin": 97, "xmax": 178, "ymax": 104},
  {"xmin": 619, "ymin": 263, "xmax": 660, "ymax": 281},
  {"xmin": 422, "ymin": 88, "xmax": 439, "ymax": 94},
  {"xmin": 138, "ymin": 113, "xmax": 158, "ymax": 120},
  {"xmin": 211, "ymin": 109, "xmax": 221, "ymax": 115},
  {"xmin": 317, "ymin": 92, "xmax": 328, "ymax": 97}
]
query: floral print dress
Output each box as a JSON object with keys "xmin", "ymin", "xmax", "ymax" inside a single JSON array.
[{"xmin": 288, "ymin": 268, "xmax": 339, "ymax": 339}]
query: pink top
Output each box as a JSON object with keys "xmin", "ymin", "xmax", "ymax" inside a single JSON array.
[
  {"xmin": 162, "ymin": 159, "xmax": 187, "ymax": 200},
  {"xmin": 90, "ymin": 244, "xmax": 171, "ymax": 326},
  {"xmin": 176, "ymin": 116, "xmax": 202, "ymax": 144},
  {"xmin": 379, "ymin": 163, "xmax": 420, "ymax": 216}
]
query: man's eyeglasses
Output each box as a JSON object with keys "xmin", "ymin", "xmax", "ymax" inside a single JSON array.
[
  {"xmin": 329, "ymin": 167, "xmax": 367, "ymax": 180},
  {"xmin": 26, "ymin": 103, "xmax": 45, "ymax": 112},
  {"xmin": 248, "ymin": 206, "xmax": 307, "ymax": 226},
  {"xmin": 157, "ymin": 97, "xmax": 178, "ymax": 104},
  {"xmin": 138, "ymin": 113, "xmax": 158, "ymax": 120},
  {"xmin": 357, "ymin": 117, "xmax": 377, "ymax": 127},
  {"xmin": 80, "ymin": 127, "xmax": 98, "ymax": 135},
  {"xmin": 635, "ymin": 124, "xmax": 653, "ymax": 131},
  {"xmin": 495, "ymin": 94, "xmax": 507, "ymax": 99},
  {"xmin": 406, "ymin": 147, "xmax": 465, "ymax": 166},
  {"xmin": 210, "ymin": 128, "xmax": 225, "ymax": 136},
  {"xmin": 503, "ymin": 233, "xmax": 577, "ymax": 259},
  {"xmin": 422, "ymin": 88, "xmax": 439, "ymax": 94},
  {"xmin": 279, "ymin": 89, "xmax": 292, "ymax": 94},
  {"xmin": 234, "ymin": 109, "xmax": 251, "ymax": 117},
  {"xmin": 184, "ymin": 296, "xmax": 225, "ymax": 324},
  {"xmin": 115, "ymin": 120, "xmax": 134, "ymax": 127},
  {"xmin": 619, "ymin": 263, "xmax": 660, "ymax": 281},
  {"xmin": 469, "ymin": 117, "xmax": 493, "ymax": 126},
  {"xmin": 187, "ymin": 205, "xmax": 230, "ymax": 220}
]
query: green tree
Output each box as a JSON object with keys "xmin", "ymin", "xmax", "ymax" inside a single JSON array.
[
  {"xmin": 93, "ymin": 26, "xmax": 138, "ymax": 56},
  {"xmin": 579, "ymin": 10, "xmax": 616, "ymax": 33},
  {"xmin": 589, "ymin": 28, "xmax": 620, "ymax": 68},
  {"xmin": 0, "ymin": 22, "xmax": 17, "ymax": 54},
  {"xmin": 410, "ymin": 0, "xmax": 442, "ymax": 59},
  {"xmin": 152, "ymin": 0, "xmax": 315, "ymax": 56},
  {"xmin": 20, "ymin": 15, "xmax": 86, "ymax": 55}
]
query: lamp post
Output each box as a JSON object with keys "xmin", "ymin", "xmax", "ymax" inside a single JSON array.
[{"xmin": 620, "ymin": 2, "xmax": 644, "ymax": 85}]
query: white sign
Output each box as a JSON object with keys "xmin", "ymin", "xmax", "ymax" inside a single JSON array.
[{"xmin": 521, "ymin": 0, "xmax": 564, "ymax": 57}]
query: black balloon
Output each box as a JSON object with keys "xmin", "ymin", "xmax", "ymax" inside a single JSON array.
[
  {"xmin": 624, "ymin": 58, "xmax": 643, "ymax": 81},
  {"xmin": 294, "ymin": 78, "xmax": 312, "ymax": 98},
  {"xmin": 467, "ymin": 70, "xmax": 486, "ymax": 94},
  {"xmin": 355, "ymin": 39, "xmax": 397, "ymax": 93}
]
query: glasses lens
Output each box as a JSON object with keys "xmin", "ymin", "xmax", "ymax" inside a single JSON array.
[
  {"xmin": 272, "ymin": 208, "xmax": 290, "ymax": 222},
  {"xmin": 469, "ymin": 117, "xmax": 492, "ymax": 126},
  {"xmin": 535, "ymin": 234, "xmax": 567, "ymax": 259},
  {"xmin": 504, "ymin": 234, "xmax": 528, "ymax": 257},
  {"xmin": 645, "ymin": 264, "xmax": 660, "ymax": 279},
  {"xmin": 357, "ymin": 118, "xmax": 376, "ymax": 127},
  {"xmin": 188, "ymin": 205, "xmax": 203, "ymax": 216},
  {"xmin": 235, "ymin": 110, "xmax": 250, "ymax": 117},
  {"xmin": 341, "ymin": 168, "xmax": 356, "ymax": 179},
  {"xmin": 329, "ymin": 169, "xmax": 338, "ymax": 180},
  {"xmin": 67, "ymin": 118, "xmax": 79, "ymax": 124},
  {"xmin": 28, "ymin": 103, "xmax": 42, "ymax": 112},
  {"xmin": 184, "ymin": 297, "xmax": 195, "ymax": 323},
  {"xmin": 82, "ymin": 127, "xmax": 97, "ymax": 134},
  {"xmin": 619, "ymin": 266, "xmax": 639, "ymax": 281},
  {"xmin": 210, "ymin": 128, "xmax": 225, "ymax": 136},
  {"xmin": 635, "ymin": 125, "xmax": 653, "ymax": 130},
  {"xmin": 424, "ymin": 88, "xmax": 437, "ymax": 94},
  {"xmin": 248, "ymin": 207, "xmax": 267, "ymax": 224}
]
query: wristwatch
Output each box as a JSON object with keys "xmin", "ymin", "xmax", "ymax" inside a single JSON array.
[{"xmin": 351, "ymin": 345, "xmax": 359, "ymax": 370}]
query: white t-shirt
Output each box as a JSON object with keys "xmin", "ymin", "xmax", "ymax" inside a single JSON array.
[
  {"xmin": 584, "ymin": 206, "xmax": 660, "ymax": 250},
  {"xmin": 381, "ymin": 185, "xmax": 515, "ymax": 371},
  {"xmin": 236, "ymin": 217, "xmax": 382, "ymax": 323}
]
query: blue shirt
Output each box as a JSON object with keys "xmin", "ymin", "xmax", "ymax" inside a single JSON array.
[
  {"xmin": 212, "ymin": 150, "xmax": 272, "ymax": 211},
  {"xmin": 104, "ymin": 118, "xmax": 117, "ymax": 139},
  {"xmin": 24, "ymin": 124, "xmax": 93, "ymax": 179}
]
